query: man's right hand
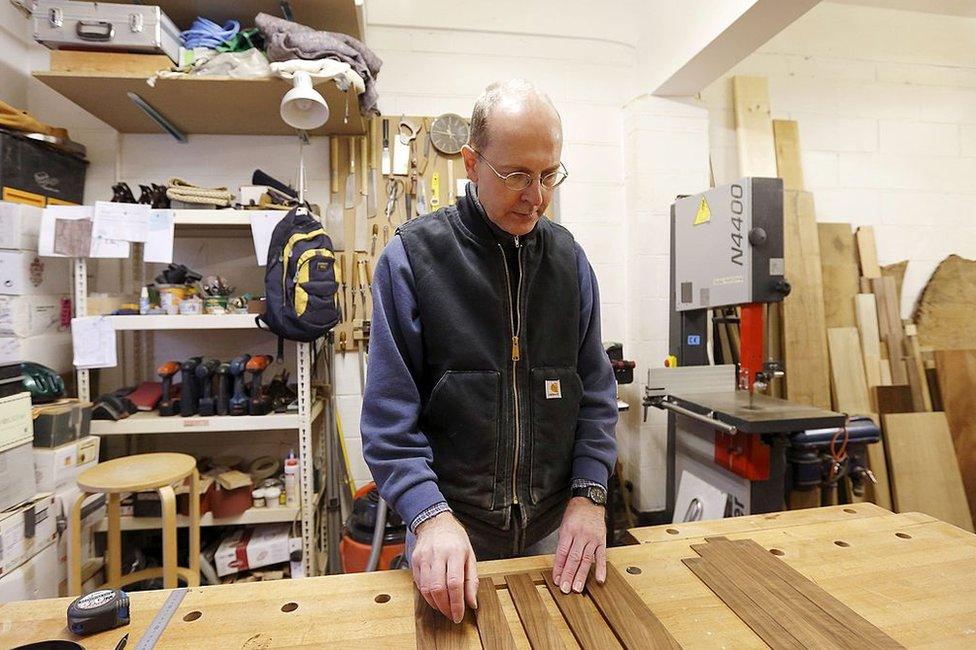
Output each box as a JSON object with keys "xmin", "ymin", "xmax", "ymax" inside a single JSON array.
[{"xmin": 412, "ymin": 511, "xmax": 479, "ymax": 623}]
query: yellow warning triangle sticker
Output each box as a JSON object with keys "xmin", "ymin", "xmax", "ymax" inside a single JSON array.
[{"xmin": 694, "ymin": 197, "xmax": 711, "ymax": 225}]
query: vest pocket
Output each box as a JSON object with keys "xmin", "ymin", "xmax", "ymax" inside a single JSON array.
[
  {"xmin": 528, "ymin": 367, "xmax": 583, "ymax": 504},
  {"xmin": 423, "ymin": 370, "xmax": 501, "ymax": 510}
]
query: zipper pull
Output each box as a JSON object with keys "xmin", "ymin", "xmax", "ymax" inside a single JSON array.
[
  {"xmin": 514, "ymin": 235, "xmax": 520, "ymax": 248},
  {"xmin": 512, "ymin": 336, "xmax": 520, "ymax": 361}
]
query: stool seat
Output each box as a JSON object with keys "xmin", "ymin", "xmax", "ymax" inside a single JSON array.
[{"xmin": 78, "ymin": 452, "xmax": 196, "ymax": 493}]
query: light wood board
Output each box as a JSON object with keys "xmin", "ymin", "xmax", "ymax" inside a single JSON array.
[
  {"xmin": 827, "ymin": 327, "xmax": 872, "ymax": 415},
  {"xmin": 732, "ymin": 76, "xmax": 777, "ymax": 177},
  {"xmin": 883, "ymin": 412, "xmax": 974, "ymax": 532},
  {"xmin": 781, "ymin": 190, "xmax": 831, "ymax": 409},
  {"xmin": 881, "ymin": 260, "xmax": 908, "ymax": 309},
  {"xmin": 854, "ymin": 226, "xmax": 881, "ymax": 279},
  {"xmin": 818, "ymin": 223, "xmax": 860, "ymax": 329},
  {"xmin": 934, "ymin": 349, "xmax": 976, "ymax": 526},
  {"xmin": 854, "ymin": 294, "xmax": 884, "ymax": 393},
  {"xmin": 863, "ymin": 418, "xmax": 893, "ymax": 512},
  {"xmin": 872, "ymin": 276, "xmax": 908, "ymax": 385},
  {"xmin": 772, "ymin": 120, "xmax": 804, "ymax": 191}
]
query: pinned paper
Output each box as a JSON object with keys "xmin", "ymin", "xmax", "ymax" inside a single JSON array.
[
  {"xmin": 249, "ymin": 211, "xmax": 286, "ymax": 266},
  {"xmin": 144, "ymin": 209, "xmax": 175, "ymax": 263},
  {"xmin": 53, "ymin": 218, "xmax": 92, "ymax": 257},
  {"xmin": 693, "ymin": 197, "xmax": 711, "ymax": 226},
  {"xmin": 93, "ymin": 201, "xmax": 150, "ymax": 243},
  {"xmin": 71, "ymin": 316, "xmax": 117, "ymax": 369},
  {"xmin": 39, "ymin": 205, "xmax": 92, "ymax": 257}
]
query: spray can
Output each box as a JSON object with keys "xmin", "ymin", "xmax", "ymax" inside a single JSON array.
[{"xmin": 284, "ymin": 450, "xmax": 299, "ymax": 507}]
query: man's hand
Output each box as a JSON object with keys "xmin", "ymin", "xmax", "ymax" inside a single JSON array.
[
  {"xmin": 552, "ymin": 496, "xmax": 607, "ymax": 593},
  {"xmin": 412, "ymin": 512, "xmax": 479, "ymax": 622}
]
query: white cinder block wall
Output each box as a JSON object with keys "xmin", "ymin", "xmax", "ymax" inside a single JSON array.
[{"xmin": 703, "ymin": 2, "xmax": 976, "ymax": 319}]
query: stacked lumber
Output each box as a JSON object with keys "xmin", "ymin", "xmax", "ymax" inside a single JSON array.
[{"xmin": 726, "ymin": 75, "xmax": 974, "ymax": 527}]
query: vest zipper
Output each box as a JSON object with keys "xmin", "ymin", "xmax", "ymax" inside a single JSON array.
[{"xmin": 498, "ymin": 236, "xmax": 524, "ymax": 507}]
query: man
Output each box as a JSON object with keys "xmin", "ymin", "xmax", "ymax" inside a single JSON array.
[{"xmin": 361, "ymin": 79, "xmax": 618, "ymax": 623}]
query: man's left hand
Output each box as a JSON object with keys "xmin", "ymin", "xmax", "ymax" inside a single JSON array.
[{"xmin": 551, "ymin": 496, "xmax": 607, "ymax": 593}]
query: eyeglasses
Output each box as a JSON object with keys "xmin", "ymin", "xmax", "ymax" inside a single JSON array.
[{"xmin": 464, "ymin": 146, "xmax": 568, "ymax": 191}]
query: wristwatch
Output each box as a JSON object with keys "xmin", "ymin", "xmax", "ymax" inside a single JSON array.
[{"xmin": 571, "ymin": 485, "xmax": 607, "ymax": 506}]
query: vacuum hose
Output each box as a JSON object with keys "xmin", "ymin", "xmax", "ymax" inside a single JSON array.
[{"xmin": 365, "ymin": 496, "xmax": 388, "ymax": 572}]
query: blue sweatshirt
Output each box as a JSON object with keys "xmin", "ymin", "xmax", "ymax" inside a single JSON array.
[{"xmin": 361, "ymin": 222, "xmax": 618, "ymax": 532}]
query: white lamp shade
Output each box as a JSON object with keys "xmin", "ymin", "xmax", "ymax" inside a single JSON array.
[{"xmin": 280, "ymin": 71, "xmax": 329, "ymax": 130}]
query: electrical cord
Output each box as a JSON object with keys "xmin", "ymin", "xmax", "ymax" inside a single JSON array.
[{"xmin": 181, "ymin": 17, "xmax": 241, "ymax": 50}]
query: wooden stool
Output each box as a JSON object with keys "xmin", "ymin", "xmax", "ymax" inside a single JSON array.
[{"xmin": 69, "ymin": 452, "xmax": 200, "ymax": 595}]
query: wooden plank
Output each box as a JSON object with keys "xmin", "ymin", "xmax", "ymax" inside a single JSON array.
[
  {"xmin": 586, "ymin": 563, "xmax": 680, "ymax": 649},
  {"xmin": 543, "ymin": 574, "xmax": 622, "ymax": 650},
  {"xmin": 49, "ymin": 50, "xmax": 172, "ymax": 75},
  {"xmin": 782, "ymin": 191, "xmax": 831, "ymax": 409},
  {"xmin": 827, "ymin": 327, "xmax": 872, "ymax": 415},
  {"xmin": 904, "ymin": 325, "xmax": 933, "ymax": 411},
  {"xmin": 818, "ymin": 223, "xmax": 860, "ymax": 329},
  {"xmin": 854, "ymin": 226, "xmax": 881, "ymax": 279},
  {"xmin": 881, "ymin": 260, "xmax": 908, "ymax": 308},
  {"xmin": 864, "ymin": 419, "xmax": 893, "ymax": 511},
  {"xmin": 700, "ymin": 538, "xmax": 904, "ymax": 648},
  {"xmin": 415, "ymin": 590, "xmax": 471, "ymax": 649},
  {"xmin": 872, "ymin": 276, "xmax": 908, "ymax": 384},
  {"xmin": 883, "ymin": 412, "xmax": 974, "ymax": 532},
  {"xmin": 914, "ymin": 255, "xmax": 976, "ymax": 350},
  {"xmin": 934, "ymin": 350, "xmax": 976, "ymax": 526},
  {"xmin": 732, "ymin": 76, "xmax": 777, "ymax": 177},
  {"xmin": 854, "ymin": 294, "xmax": 884, "ymax": 393},
  {"xmin": 506, "ymin": 572, "xmax": 565, "ymax": 650},
  {"xmin": 476, "ymin": 578, "xmax": 517, "ymax": 650},
  {"xmin": 683, "ymin": 557, "xmax": 805, "ymax": 649},
  {"xmin": 773, "ymin": 120, "xmax": 804, "ymax": 191},
  {"xmin": 873, "ymin": 385, "xmax": 914, "ymax": 414}
]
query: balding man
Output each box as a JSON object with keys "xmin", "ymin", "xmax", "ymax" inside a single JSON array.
[{"xmin": 361, "ymin": 79, "xmax": 617, "ymax": 623}]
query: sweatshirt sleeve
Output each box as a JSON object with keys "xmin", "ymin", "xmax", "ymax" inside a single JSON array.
[
  {"xmin": 360, "ymin": 235, "xmax": 447, "ymax": 528},
  {"xmin": 571, "ymin": 243, "xmax": 619, "ymax": 488}
]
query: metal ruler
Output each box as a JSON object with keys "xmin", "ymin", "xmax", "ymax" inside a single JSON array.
[{"xmin": 134, "ymin": 587, "xmax": 187, "ymax": 649}]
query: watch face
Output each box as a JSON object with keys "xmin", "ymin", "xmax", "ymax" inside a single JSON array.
[
  {"xmin": 430, "ymin": 113, "xmax": 470, "ymax": 155},
  {"xmin": 588, "ymin": 486, "xmax": 607, "ymax": 505}
]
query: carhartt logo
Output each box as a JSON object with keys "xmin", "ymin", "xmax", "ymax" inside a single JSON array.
[{"xmin": 545, "ymin": 379, "xmax": 561, "ymax": 399}]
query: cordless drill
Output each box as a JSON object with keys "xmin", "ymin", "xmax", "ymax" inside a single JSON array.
[
  {"xmin": 228, "ymin": 354, "xmax": 251, "ymax": 416},
  {"xmin": 215, "ymin": 362, "xmax": 231, "ymax": 416},
  {"xmin": 196, "ymin": 358, "xmax": 221, "ymax": 416},
  {"xmin": 179, "ymin": 357, "xmax": 203, "ymax": 417},
  {"xmin": 246, "ymin": 354, "xmax": 274, "ymax": 415},
  {"xmin": 157, "ymin": 360, "xmax": 181, "ymax": 417}
]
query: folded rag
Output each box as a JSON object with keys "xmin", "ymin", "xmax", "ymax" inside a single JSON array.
[
  {"xmin": 255, "ymin": 13, "xmax": 382, "ymax": 116},
  {"xmin": 166, "ymin": 178, "xmax": 234, "ymax": 207}
]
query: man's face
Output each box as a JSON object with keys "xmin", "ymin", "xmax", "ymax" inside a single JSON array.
[{"xmin": 462, "ymin": 101, "xmax": 563, "ymax": 237}]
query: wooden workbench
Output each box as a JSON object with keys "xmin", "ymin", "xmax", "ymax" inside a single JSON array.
[{"xmin": 1, "ymin": 503, "xmax": 974, "ymax": 648}]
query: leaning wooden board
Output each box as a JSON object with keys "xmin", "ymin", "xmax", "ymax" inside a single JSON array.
[
  {"xmin": 933, "ymin": 349, "xmax": 976, "ymax": 524},
  {"xmin": 3, "ymin": 505, "xmax": 976, "ymax": 648}
]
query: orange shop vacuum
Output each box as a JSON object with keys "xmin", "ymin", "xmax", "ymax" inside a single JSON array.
[{"xmin": 340, "ymin": 482, "xmax": 407, "ymax": 572}]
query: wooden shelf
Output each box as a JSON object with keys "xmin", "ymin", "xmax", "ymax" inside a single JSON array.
[
  {"xmin": 95, "ymin": 505, "xmax": 301, "ymax": 531},
  {"xmin": 106, "ymin": 314, "xmax": 259, "ymax": 330},
  {"xmin": 33, "ymin": 72, "xmax": 367, "ymax": 137},
  {"xmin": 93, "ymin": 0, "xmax": 364, "ymax": 39},
  {"xmin": 172, "ymin": 209, "xmax": 254, "ymax": 226},
  {"xmin": 90, "ymin": 399, "xmax": 324, "ymax": 435}
]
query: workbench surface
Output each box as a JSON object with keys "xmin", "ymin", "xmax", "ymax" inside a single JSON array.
[{"xmin": 2, "ymin": 503, "xmax": 974, "ymax": 648}]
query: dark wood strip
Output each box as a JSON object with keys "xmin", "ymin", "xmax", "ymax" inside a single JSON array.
[
  {"xmin": 414, "ymin": 589, "xmax": 468, "ymax": 649},
  {"xmin": 683, "ymin": 557, "xmax": 806, "ymax": 650},
  {"xmin": 719, "ymin": 538, "xmax": 904, "ymax": 648},
  {"xmin": 506, "ymin": 572, "xmax": 565, "ymax": 650},
  {"xmin": 475, "ymin": 577, "xmax": 517, "ymax": 650},
  {"xmin": 543, "ymin": 573, "xmax": 622, "ymax": 650},
  {"xmin": 585, "ymin": 563, "xmax": 681, "ymax": 649}
]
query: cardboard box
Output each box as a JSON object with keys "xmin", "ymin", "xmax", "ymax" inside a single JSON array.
[
  {"xmin": 0, "ymin": 251, "xmax": 70, "ymax": 296},
  {"xmin": 0, "ymin": 391, "xmax": 32, "ymax": 453},
  {"xmin": 0, "ymin": 202, "xmax": 42, "ymax": 251},
  {"xmin": 0, "ymin": 441, "xmax": 37, "ymax": 512},
  {"xmin": 33, "ymin": 435, "xmax": 100, "ymax": 492},
  {"xmin": 0, "ymin": 294, "xmax": 70, "ymax": 337},
  {"xmin": 214, "ymin": 523, "xmax": 294, "ymax": 577},
  {"xmin": 33, "ymin": 400, "xmax": 91, "ymax": 448},
  {"xmin": 0, "ymin": 333, "xmax": 73, "ymax": 373},
  {"xmin": 0, "ymin": 540, "xmax": 58, "ymax": 603},
  {"xmin": 0, "ymin": 492, "xmax": 56, "ymax": 577}
]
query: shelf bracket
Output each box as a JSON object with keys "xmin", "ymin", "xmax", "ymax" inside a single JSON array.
[{"xmin": 127, "ymin": 92, "xmax": 187, "ymax": 143}]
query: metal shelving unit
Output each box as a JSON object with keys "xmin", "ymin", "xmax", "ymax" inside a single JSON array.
[{"xmin": 74, "ymin": 211, "xmax": 325, "ymax": 576}]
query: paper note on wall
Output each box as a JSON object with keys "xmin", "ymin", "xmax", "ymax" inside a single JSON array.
[
  {"xmin": 53, "ymin": 219, "xmax": 92, "ymax": 257},
  {"xmin": 71, "ymin": 316, "xmax": 117, "ymax": 369},
  {"xmin": 144, "ymin": 209, "xmax": 175, "ymax": 263},
  {"xmin": 39, "ymin": 205, "xmax": 92, "ymax": 257},
  {"xmin": 249, "ymin": 211, "xmax": 286, "ymax": 266},
  {"xmin": 93, "ymin": 201, "xmax": 150, "ymax": 243}
]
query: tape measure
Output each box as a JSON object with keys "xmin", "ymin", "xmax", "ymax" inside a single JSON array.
[{"xmin": 66, "ymin": 589, "xmax": 130, "ymax": 636}]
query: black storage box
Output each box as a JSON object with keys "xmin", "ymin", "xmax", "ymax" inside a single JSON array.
[
  {"xmin": 0, "ymin": 129, "xmax": 87, "ymax": 205},
  {"xmin": 32, "ymin": 400, "xmax": 92, "ymax": 448}
]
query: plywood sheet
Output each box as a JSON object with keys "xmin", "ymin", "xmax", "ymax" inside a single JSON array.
[
  {"xmin": 914, "ymin": 255, "xmax": 976, "ymax": 351},
  {"xmin": 818, "ymin": 223, "xmax": 860, "ymax": 329},
  {"xmin": 827, "ymin": 327, "xmax": 871, "ymax": 415},
  {"xmin": 773, "ymin": 120, "xmax": 804, "ymax": 191},
  {"xmin": 933, "ymin": 349, "xmax": 976, "ymax": 525},
  {"xmin": 782, "ymin": 190, "xmax": 831, "ymax": 409},
  {"xmin": 883, "ymin": 412, "xmax": 974, "ymax": 532},
  {"xmin": 732, "ymin": 76, "xmax": 777, "ymax": 177}
]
